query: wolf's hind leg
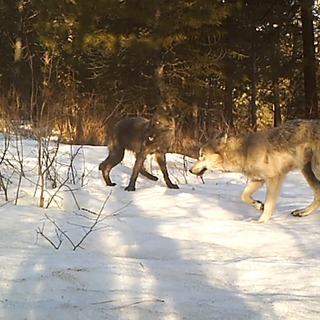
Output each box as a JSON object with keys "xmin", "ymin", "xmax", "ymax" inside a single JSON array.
[
  {"xmin": 125, "ymin": 152, "xmax": 146, "ymax": 191},
  {"xmin": 99, "ymin": 148, "xmax": 125, "ymax": 187},
  {"xmin": 140, "ymin": 166, "xmax": 158, "ymax": 181},
  {"xmin": 241, "ymin": 180, "xmax": 265, "ymax": 211},
  {"xmin": 292, "ymin": 163, "xmax": 320, "ymax": 217}
]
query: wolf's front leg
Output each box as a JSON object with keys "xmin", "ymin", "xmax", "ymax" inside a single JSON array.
[
  {"xmin": 240, "ymin": 180, "xmax": 265, "ymax": 211},
  {"xmin": 140, "ymin": 166, "xmax": 158, "ymax": 181},
  {"xmin": 256, "ymin": 174, "xmax": 285, "ymax": 223},
  {"xmin": 156, "ymin": 152, "xmax": 179, "ymax": 189}
]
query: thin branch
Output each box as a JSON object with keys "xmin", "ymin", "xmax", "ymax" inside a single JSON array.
[
  {"xmin": 71, "ymin": 194, "xmax": 113, "ymax": 251},
  {"xmin": 36, "ymin": 193, "xmax": 130, "ymax": 251},
  {"xmin": 91, "ymin": 297, "xmax": 165, "ymax": 307},
  {"xmin": 111, "ymin": 299, "xmax": 164, "ymax": 310},
  {"xmin": 44, "ymin": 213, "xmax": 79, "ymax": 249},
  {"xmin": 36, "ymin": 222, "xmax": 63, "ymax": 250}
]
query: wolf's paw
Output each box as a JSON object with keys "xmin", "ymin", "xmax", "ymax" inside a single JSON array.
[
  {"xmin": 253, "ymin": 200, "xmax": 264, "ymax": 211},
  {"xmin": 168, "ymin": 183, "xmax": 179, "ymax": 189},
  {"xmin": 106, "ymin": 182, "xmax": 116, "ymax": 187},
  {"xmin": 251, "ymin": 219, "xmax": 264, "ymax": 224},
  {"xmin": 291, "ymin": 209, "xmax": 310, "ymax": 217},
  {"xmin": 251, "ymin": 213, "xmax": 271, "ymax": 223},
  {"xmin": 125, "ymin": 185, "xmax": 136, "ymax": 192}
]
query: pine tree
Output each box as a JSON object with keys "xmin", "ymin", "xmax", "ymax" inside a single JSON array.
[{"xmin": 300, "ymin": 0, "xmax": 318, "ymax": 118}]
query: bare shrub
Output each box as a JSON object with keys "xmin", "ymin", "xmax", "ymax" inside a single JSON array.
[{"xmin": 36, "ymin": 193, "xmax": 131, "ymax": 250}]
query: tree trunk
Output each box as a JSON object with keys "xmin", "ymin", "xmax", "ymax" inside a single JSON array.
[
  {"xmin": 13, "ymin": 1, "xmax": 25, "ymax": 114},
  {"xmin": 224, "ymin": 63, "xmax": 234, "ymax": 130},
  {"xmin": 271, "ymin": 41, "xmax": 281, "ymax": 127},
  {"xmin": 192, "ymin": 102, "xmax": 199, "ymax": 140},
  {"xmin": 154, "ymin": 60, "xmax": 166, "ymax": 105},
  {"xmin": 250, "ymin": 33, "xmax": 257, "ymax": 131},
  {"xmin": 300, "ymin": 0, "xmax": 318, "ymax": 119},
  {"xmin": 154, "ymin": 6, "xmax": 166, "ymax": 106}
]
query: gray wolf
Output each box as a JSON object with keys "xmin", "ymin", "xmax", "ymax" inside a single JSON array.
[
  {"xmin": 190, "ymin": 119, "xmax": 320, "ymax": 223},
  {"xmin": 99, "ymin": 107, "xmax": 179, "ymax": 191}
]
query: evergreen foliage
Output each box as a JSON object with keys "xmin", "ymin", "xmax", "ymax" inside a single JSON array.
[{"xmin": 0, "ymin": 0, "xmax": 319, "ymax": 153}]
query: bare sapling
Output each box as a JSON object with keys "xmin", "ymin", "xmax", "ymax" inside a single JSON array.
[
  {"xmin": 45, "ymin": 146, "xmax": 84, "ymax": 209},
  {"xmin": 34, "ymin": 131, "xmax": 61, "ymax": 208},
  {"xmin": 0, "ymin": 133, "xmax": 11, "ymax": 201},
  {"xmin": 36, "ymin": 192, "xmax": 132, "ymax": 250},
  {"xmin": 12, "ymin": 133, "xmax": 25, "ymax": 205}
]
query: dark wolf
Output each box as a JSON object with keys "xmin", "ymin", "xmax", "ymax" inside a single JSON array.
[
  {"xmin": 99, "ymin": 107, "xmax": 179, "ymax": 191},
  {"xmin": 190, "ymin": 119, "xmax": 320, "ymax": 223}
]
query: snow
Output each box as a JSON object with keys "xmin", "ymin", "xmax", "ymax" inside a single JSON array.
[{"xmin": 1, "ymin": 136, "xmax": 320, "ymax": 320}]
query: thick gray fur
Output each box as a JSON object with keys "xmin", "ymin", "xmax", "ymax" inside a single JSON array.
[{"xmin": 190, "ymin": 119, "xmax": 320, "ymax": 222}]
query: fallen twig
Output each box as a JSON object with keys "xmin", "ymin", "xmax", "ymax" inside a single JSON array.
[{"xmin": 91, "ymin": 297, "xmax": 165, "ymax": 309}]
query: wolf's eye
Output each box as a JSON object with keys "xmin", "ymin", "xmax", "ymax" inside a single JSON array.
[
  {"xmin": 155, "ymin": 121, "xmax": 160, "ymax": 125},
  {"xmin": 199, "ymin": 152, "xmax": 205, "ymax": 160}
]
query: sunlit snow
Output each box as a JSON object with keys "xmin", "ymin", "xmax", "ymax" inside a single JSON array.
[{"xmin": 0, "ymin": 136, "xmax": 320, "ymax": 320}]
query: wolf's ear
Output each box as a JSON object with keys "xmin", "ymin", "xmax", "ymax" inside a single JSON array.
[
  {"xmin": 161, "ymin": 102, "xmax": 168, "ymax": 110},
  {"xmin": 154, "ymin": 103, "xmax": 170, "ymax": 114},
  {"xmin": 208, "ymin": 132, "xmax": 227, "ymax": 153},
  {"xmin": 221, "ymin": 133, "xmax": 228, "ymax": 144},
  {"xmin": 212, "ymin": 132, "xmax": 227, "ymax": 144},
  {"xmin": 157, "ymin": 101, "xmax": 172, "ymax": 112}
]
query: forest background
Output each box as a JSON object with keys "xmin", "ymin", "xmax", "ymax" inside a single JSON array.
[{"xmin": 0, "ymin": 0, "xmax": 319, "ymax": 156}]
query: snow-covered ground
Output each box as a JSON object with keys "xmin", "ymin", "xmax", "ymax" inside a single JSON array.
[{"xmin": 1, "ymin": 136, "xmax": 320, "ymax": 320}]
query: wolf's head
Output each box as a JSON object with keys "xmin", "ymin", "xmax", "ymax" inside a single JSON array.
[
  {"xmin": 145, "ymin": 106, "xmax": 175, "ymax": 146},
  {"xmin": 189, "ymin": 135, "xmax": 227, "ymax": 176},
  {"xmin": 150, "ymin": 107, "xmax": 174, "ymax": 129}
]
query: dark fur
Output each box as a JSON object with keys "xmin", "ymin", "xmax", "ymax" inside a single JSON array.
[{"xmin": 99, "ymin": 107, "xmax": 179, "ymax": 191}]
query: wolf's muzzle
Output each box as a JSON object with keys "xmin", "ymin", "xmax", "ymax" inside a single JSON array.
[{"xmin": 189, "ymin": 167, "xmax": 207, "ymax": 176}]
